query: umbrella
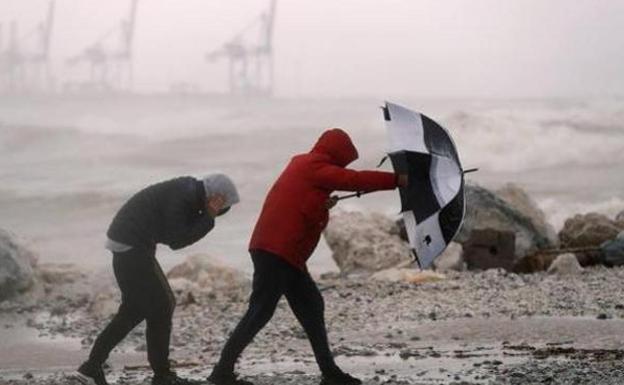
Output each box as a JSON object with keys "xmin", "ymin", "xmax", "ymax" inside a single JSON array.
[{"xmin": 338, "ymin": 101, "xmax": 472, "ymax": 268}]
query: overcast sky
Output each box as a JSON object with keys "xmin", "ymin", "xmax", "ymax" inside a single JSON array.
[{"xmin": 2, "ymin": 0, "xmax": 624, "ymax": 98}]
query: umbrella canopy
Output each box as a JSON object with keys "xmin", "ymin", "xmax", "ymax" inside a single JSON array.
[{"xmin": 383, "ymin": 101, "xmax": 466, "ymax": 268}]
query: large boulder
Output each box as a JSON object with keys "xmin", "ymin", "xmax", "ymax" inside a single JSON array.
[
  {"xmin": 495, "ymin": 183, "xmax": 558, "ymax": 245},
  {"xmin": 456, "ymin": 184, "xmax": 554, "ymax": 257},
  {"xmin": 601, "ymin": 231, "xmax": 624, "ymax": 267},
  {"xmin": 324, "ymin": 210, "xmax": 413, "ymax": 274},
  {"xmin": 558, "ymin": 213, "xmax": 623, "ymax": 248},
  {"xmin": 0, "ymin": 228, "xmax": 37, "ymax": 301},
  {"xmin": 167, "ymin": 254, "xmax": 249, "ymax": 294},
  {"xmin": 463, "ymin": 228, "xmax": 516, "ymax": 271},
  {"xmin": 615, "ymin": 210, "xmax": 624, "ymax": 228},
  {"xmin": 547, "ymin": 253, "xmax": 583, "ymax": 275}
]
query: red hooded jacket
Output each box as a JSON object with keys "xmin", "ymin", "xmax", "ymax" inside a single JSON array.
[{"xmin": 249, "ymin": 128, "xmax": 398, "ymax": 270}]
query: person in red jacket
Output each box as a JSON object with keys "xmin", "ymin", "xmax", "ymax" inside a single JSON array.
[{"xmin": 208, "ymin": 128, "xmax": 407, "ymax": 385}]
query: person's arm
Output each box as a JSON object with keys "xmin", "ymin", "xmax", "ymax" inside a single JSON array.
[
  {"xmin": 309, "ymin": 163, "xmax": 398, "ymax": 192},
  {"xmin": 165, "ymin": 202, "xmax": 215, "ymax": 250},
  {"xmin": 166, "ymin": 193, "xmax": 226, "ymax": 250},
  {"xmin": 168, "ymin": 214, "xmax": 215, "ymax": 250}
]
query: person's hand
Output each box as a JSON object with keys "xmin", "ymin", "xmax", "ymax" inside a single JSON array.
[
  {"xmin": 325, "ymin": 196, "xmax": 339, "ymax": 209},
  {"xmin": 206, "ymin": 194, "xmax": 226, "ymax": 217},
  {"xmin": 397, "ymin": 174, "xmax": 409, "ymax": 188}
]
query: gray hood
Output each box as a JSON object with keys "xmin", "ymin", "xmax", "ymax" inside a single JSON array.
[{"xmin": 202, "ymin": 173, "xmax": 240, "ymax": 208}]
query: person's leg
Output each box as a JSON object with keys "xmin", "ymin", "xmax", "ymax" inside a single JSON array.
[
  {"xmin": 84, "ymin": 251, "xmax": 147, "ymax": 367},
  {"xmin": 86, "ymin": 302, "xmax": 144, "ymax": 367},
  {"xmin": 143, "ymin": 254, "xmax": 176, "ymax": 377},
  {"xmin": 284, "ymin": 271, "xmax": 339, "ymax": 375},
  {"xmin": 211, "ymin": 251, "xmax": 289, "ymax": 376},
  {"xmin": 286, "ymin": 272, "xmax": 362, "ymax": 384}
]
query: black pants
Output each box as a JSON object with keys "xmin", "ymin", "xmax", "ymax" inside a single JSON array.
[
  {"xmin": 214, "ymin": 249, "xmax": 339, "ymax": 375},
  {"xmin": 86, "ymin": 247, "xmax": 175, "ymax": 375}
]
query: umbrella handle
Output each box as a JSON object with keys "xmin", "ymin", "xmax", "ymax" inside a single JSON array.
[{"xmin": 335, "ymin": 190, "xmax": 375, "ymax": 201}]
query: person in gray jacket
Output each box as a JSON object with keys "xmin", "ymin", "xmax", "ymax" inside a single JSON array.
[{"xmin": 76, "ymin": 174, "xmax": 239, "ymax": 385}]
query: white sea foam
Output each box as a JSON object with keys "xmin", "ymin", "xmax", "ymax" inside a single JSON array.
[{"xmin": 1, "ymin": 96, "xmax": 622, "ymax": 270}]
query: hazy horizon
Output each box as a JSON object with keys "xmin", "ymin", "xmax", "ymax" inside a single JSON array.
[{"xmin": 2, "ymin": 0, "xmax": 624, "ymax": 99}]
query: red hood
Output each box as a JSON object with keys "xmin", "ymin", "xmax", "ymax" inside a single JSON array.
[{"xmin": 311, "ymin": 128, "xmax": 359, "ymax": 167}]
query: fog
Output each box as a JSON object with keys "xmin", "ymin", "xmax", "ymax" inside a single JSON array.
[{"xmin": 2, "ymin": 0, "xmax": 624, "ymax": 98}]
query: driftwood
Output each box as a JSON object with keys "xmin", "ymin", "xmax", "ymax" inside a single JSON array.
[{"xmin": 538, "ymin": 246, "xmax": 601, "ymax": 255}]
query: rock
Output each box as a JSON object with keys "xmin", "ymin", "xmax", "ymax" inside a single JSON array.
[
  {"xmin": 513, "ymin": 252, "xmax": 558, "ymax": 274},
  {"xmin": 547, "ymin": 253, "xmax": 583, "ymax": 275},
  {"xmin": 167, "ymin": 254, "xmax": 249, "ymax": 293},
  {"xmin": 574, "ymin": 249, "xmax": 605, "ymax": 267},
  {"xmin": 616, "ymin": 210, "xmax": 624, "ymax": 225},
  {"xmin": 495, "ymin": 183, "xmax": 558, "ymax": 245},
  {"xmin": 559, "ymin": 213, "xmax": 623, "ymax": 248},
  {"xmin": 463, "ymin": 229, "xmax": 516, "ymax": 271},
  {"xmin": 371, "ymin": 268, "xmax": 445, "ymax": 284},
  {"xmin": 456, "ymin": 184, "xmax": 553, "ymax": 258},
  {"xmin": 324, "ymin": 210, "xmax": 413, "ymax": 274},
  {"xmin": 601, "ymin": 232, "xmax": 624, "ymax": 266},
  {"xmin": 432, "ymin": 242, "xmax": 465, "ymax": 272},
  {"xmin": 0, "ymin": 228, "xmax": 37, "ymax": 301}
]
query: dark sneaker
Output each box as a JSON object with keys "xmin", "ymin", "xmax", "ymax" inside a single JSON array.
[
  {"xmin": 207, "ymin": 371, "xmax": 254, "ymax": 385},
  {"xmin": 74, "ymin": 362, "xmax": 109, "ymax": 385},
  {"xmin": 320, "ymin": 370, "xmax": 362, "ymax": 385},
  {"xmin": 152, "ymin": 371, "xmax": 203, "ymax": 385}
]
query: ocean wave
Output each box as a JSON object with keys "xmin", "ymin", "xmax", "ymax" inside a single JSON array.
[{"xmin": 444, "ymin": 102, "xmax": 624, "ymax": 172}]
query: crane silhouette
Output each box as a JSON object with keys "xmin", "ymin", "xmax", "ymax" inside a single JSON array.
[{"xmin": 206, "ymin": 0, "xmax": 276, "ymax": 96}]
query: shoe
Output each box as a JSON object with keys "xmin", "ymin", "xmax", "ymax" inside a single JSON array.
[
  {"xmin": 152, "ymin": 371, "xmax": 201, "ymax": 385},
  {"xmin": 207, "ymin": 370, "xmax": 254, "ymax": 385},
  {"xmin": 320, "ymin": 370, "xmax": 362, "ymax": 385},
  {"xmin": 74, "ymin": 362, "xmax": 109, "ymax": 385}
]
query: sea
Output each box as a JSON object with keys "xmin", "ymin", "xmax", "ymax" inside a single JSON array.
[{"xmin": 1, "ymin": 95, "xmax": 623, "ymax": 275}]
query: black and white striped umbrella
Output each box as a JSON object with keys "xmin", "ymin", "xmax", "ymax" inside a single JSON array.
[{"xmin": 383, "ymin": 101, "xmax": 467, "ymax": 268}]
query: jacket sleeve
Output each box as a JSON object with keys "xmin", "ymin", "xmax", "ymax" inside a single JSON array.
[
  {"xmin": 309, "ymin": 163, "xmax": 398, "ymax": 192},
  {"xmin": 163, "ymin": 182, "xmax": 215, "ymax": 250},
  {"xmin": 167, "ymin": 212, "xmax": 215, "ymax": 250}
]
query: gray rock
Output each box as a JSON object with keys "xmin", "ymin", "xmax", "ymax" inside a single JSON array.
[
  {"xmin": 324, "ymin": 210, "xmax": 413, "ymax": 274},
  {"xmin": 559, "ymin": 213, "xmax": 623, "ymax": 248},
  {"xmin": 456, "ymin": 184, "xmax": 554, "ymax": 258},
  {"xmin": 0, "ymin": 228, "xmax": 37, "ymax": 301},
  {"xmin": 601, "ymin": 231, "xmax": 624, "ymax": 266},
  {"xmin": 616, "ymin": 210, "xmax": 624, "ymax": 227},
  {"xmin": 432, "ymin": 242, "xmax": 465, "ymax": 272},
  {"xmin": 495, "ymin": 183, "xmax": 558, "ymax": 245},
  {"xmin": 547, "ymin": 253, "xmax": 583, "ymax": 275}
]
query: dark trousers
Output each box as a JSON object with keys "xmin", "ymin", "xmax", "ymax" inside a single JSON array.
[
  {"xmin": 86, "ymin": 247, "xmax": 175, "ymax": 375},
  {"xmin": 214, "ymin": 249, "xmax": 339, "ymax": 375}
]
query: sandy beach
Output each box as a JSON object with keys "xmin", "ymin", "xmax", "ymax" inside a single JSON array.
[{"xmin": 2, "ymin": 261, "xmax": 624, "ymax": 385}]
